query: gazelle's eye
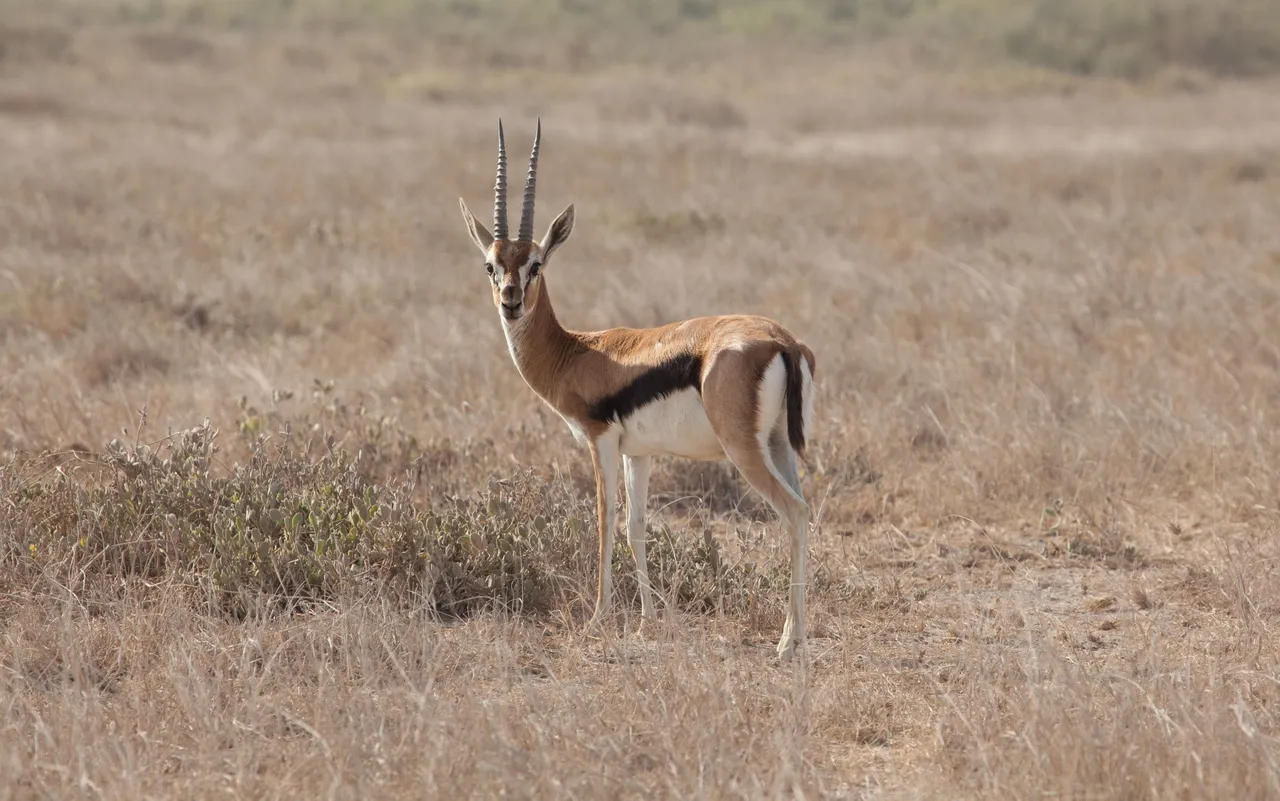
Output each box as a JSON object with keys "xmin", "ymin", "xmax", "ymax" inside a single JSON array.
[
  {"xmin": 529, "ymin": 262, "xmax": 541, "ymax": 278},
  {"xmin": 485, "ymin": 263, "xmax": 495, "ymax": 276}
]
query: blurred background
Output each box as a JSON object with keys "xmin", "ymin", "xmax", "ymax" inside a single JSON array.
[
  {"xmin": 2, "ymin": 2, "xmax": 1280, "ymax": 796},
  {"xmin": 4, "ymin": 0, "xmax": 1280, "ymax": 520}
]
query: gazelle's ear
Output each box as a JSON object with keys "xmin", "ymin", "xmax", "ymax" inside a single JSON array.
[
  {"xmin": 459, "ymin": 199, "xmax": 494, "ymax": 256},
  {"xmin": 540, "ymin": 204, "xmax": 575, "ymax": 263}
]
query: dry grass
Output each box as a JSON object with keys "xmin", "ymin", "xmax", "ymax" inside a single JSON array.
[{"xmin": 3, "ymin": 12, "xmax": 1280, "ymax": 800}]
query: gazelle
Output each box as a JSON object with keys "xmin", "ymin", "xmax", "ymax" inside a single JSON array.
[{"xmin": 458, "ymin": 120, "xmax": 818, "ymax": 660}]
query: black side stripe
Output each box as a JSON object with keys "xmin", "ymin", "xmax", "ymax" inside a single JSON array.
[{"xmin": 588, "ymin": 353, "xmax": 703, "ymax": 424}]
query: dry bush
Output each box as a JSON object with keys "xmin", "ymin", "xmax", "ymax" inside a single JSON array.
[
  {"xmin": 0, "ymin": 24, "xmax": 74, "ymax": 64},
  {"xmin": 1005, "ymin": 0, "xmax": 1280, "ymax": 79},
  {"xmin": 2, "ymin": 419, "xmax": 788, "ymax": 623},
  {"xmin": 131, "ymin": 29, "xmax": 217, "ymax": 64},
  {"xmin": 12, "ymin": 0, "xmax": 1280, "ymax": 83},
  {"xmin": 593, "ymin": 82, "xmax": 747, "ymax": 130}
]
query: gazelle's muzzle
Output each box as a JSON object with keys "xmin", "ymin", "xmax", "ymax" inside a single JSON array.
[{"xmin": 499, "ymin": 282, "xmax": 524, "ymax": 319}]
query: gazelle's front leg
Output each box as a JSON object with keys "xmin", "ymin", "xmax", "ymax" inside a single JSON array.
[
  {"xmin": 623, "ymin": 455, "xmax": 655, "ymax": 619},
  {"xmin": 588, "ymin": 435, "xmax": 621, "ymax": 624}
]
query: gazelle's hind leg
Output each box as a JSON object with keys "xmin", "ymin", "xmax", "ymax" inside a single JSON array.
[
  {"xmin": 768, "ymin": 428, "xmax": 803, "ymax": 498},
  {"xmin": 716, "ymin": 435, "xmax": 809, "ymax": 660},
  {"xmin": 702, "ymin": 350, "xmax": 810, "ymax": 661},
  {"xmin": 768, "ymin": 428, "xmax": 809, "ymax": 660}
]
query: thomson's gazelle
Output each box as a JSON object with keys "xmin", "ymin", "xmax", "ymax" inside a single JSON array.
[{"xmin": 459, "ymin": 120, "xmax": 818, "ymax": 660}]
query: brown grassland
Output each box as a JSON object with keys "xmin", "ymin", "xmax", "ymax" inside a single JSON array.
[{"xmin": 2, "ymin": 3, "xmax": 1280, "ymax": 798}]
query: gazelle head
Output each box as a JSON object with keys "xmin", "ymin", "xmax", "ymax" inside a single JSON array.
[{"xmin": 459, "ymin": 119, "xmax": 575, "ymax": 323}]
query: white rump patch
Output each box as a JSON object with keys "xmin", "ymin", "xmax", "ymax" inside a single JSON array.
[
  {"xmin": 756, "ymin": 353, "xmax": 787, "ymax": 443},
  {"xmin": 756, "ymin": 353, "xmax": 806, "ymax": 506}
]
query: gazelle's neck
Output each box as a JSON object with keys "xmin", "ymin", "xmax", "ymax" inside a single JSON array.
[{"xmin": 500, "ymin": 280, "xmax": 580, "ymax": 401}]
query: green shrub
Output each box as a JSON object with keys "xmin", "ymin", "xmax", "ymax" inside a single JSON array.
[
  {"xmin": 1005, "ymin": 0, "xmax": 1280, "ymax": 79},
  {"xmin": 18, "ymin": 0, "xmax": 1280, "ymax": 80},
  {"xmin": 2, "ymin": 419, "xmax": 799, "ymax": 622}
]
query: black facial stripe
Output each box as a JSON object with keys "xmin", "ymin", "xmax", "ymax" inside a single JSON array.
[{"xmin": 588, "ymin": 353, "xmax": 703, "ymax": 424}]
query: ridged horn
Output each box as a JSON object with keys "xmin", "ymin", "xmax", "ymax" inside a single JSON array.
[
  {"xmin": 518, "ymin": 118, "xmax": 541, "ymax": 242},
  {"xmin": 493, "ymin": 119, "xmax": 509, "ymax": 240}
]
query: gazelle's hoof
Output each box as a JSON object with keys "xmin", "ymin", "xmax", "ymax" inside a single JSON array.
[{"xmin": 776, "ymin": 636, "xmax": 801, "ymax": 661}]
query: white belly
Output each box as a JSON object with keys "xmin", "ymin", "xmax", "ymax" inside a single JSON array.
[{"xmin": 617, "ymin": 387, "xmax": 725, "ymax": 460}]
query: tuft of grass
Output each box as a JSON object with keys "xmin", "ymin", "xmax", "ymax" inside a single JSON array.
[
  {"xmin": 1083, "ymin": 594, "xmax": 1117, "ymax": 612},
  {"xmin": 939, "ymin": 634, "xmax": 1280, "ymax": 798}
]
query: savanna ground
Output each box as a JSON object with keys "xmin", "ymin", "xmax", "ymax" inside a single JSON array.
[{"xmin": 3, "ymin": 1, "xmax": 1280, "ymax": 798}]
